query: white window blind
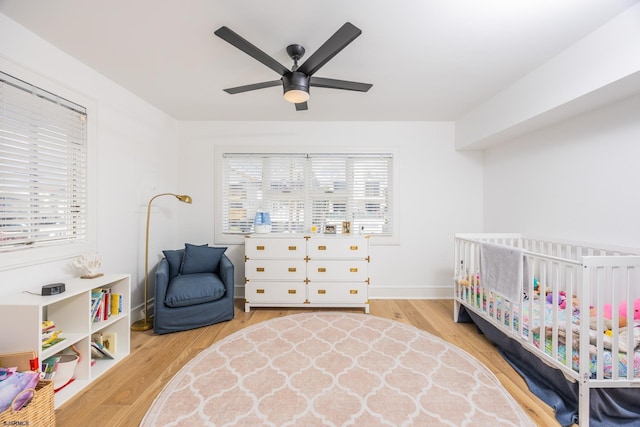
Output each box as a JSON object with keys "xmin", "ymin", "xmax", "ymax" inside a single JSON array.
[
  {"xmin": 0, "ymin": 71, "xmax": 88, "ymax": 251},
  {"xmin": 221, "ymin": 153, "xmax": 392, "ymax": 235}
]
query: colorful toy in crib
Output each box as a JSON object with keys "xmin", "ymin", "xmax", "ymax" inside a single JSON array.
[
  {"xmin": 602, "ymin": 298, "xmax": 640, "ymax": 328},
  {"xmin": 546, "ymin": 291, "xmax": 567, "ymax": 309},
  {"xmin": 459, "ymin": 273, "xmax": 480, "ymax": 286}
]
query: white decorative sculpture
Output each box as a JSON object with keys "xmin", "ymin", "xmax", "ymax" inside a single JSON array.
[{"xmin": 74, "ymin": 253, "xmax": 103, "ymax": 278}]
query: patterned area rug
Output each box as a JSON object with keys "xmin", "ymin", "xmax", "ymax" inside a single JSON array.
[{"xmin": 142, "ymin": 312, "xmax": 534, "ymax": 426}]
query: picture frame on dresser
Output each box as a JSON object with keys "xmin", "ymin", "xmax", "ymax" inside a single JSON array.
[{"xmin": 341, "ymin": 221, "xmax": 351, "ymax": 234}]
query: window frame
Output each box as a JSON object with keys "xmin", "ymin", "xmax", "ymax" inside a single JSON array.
[
  {"xmin": 214, "ymin": 146, "xmax": 399, "ymax": 246},
  {"xmin": 0, "ymin": 59, "xmax": 97, "ymax": 270}
]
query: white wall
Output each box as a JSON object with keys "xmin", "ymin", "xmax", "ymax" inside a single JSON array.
[
  {"xmin": 177, "ymin": 121, "xmax": 484, "ymax": 298},
  {"xmin": 483, "ymin": 93, "xmax": 640, "ymax": 248},
  {"xmin": 0, "ymin": 14, "xmax": 182, "ymax": 314}
]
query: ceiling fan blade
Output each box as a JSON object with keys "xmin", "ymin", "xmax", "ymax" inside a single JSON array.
[
  {"xmin": 310, "ymin": 77, "xmax": 372, "ymax": 92},
  {"xmin": 295, "ymin": 102, "xmax": 308, "ymax": 111},
  {"xmin": 223, "ymin": 80, "xmax": 282, "ymax": 94},
  {"xmin": 297, "ymin": 22, "xmax": 362, "ymax": 77},
  {"xmin": 215, "ymin": 26, "xmax": 289, "ymax": 76}
]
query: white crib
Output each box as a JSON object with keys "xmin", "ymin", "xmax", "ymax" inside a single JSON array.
[{"xmin": 454, "ymin": 233, "xmax": 640, "ymax": 427}]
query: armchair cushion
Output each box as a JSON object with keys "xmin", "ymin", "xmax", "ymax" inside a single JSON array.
[
  {"xmin": 164, "ymin": 273, "xmax": 226, "ymax": 308},
  {"xmin": 180, "ymin": 243, "xmax": 227, "ymax": 275}
]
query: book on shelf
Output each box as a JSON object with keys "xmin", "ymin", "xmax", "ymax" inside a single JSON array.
[
  {"xmin": 41, "ymin": 355, "xmax": 60, "ymax": 380},
  {"xmin": 91, "ymin": 290, "xmax": 103, "ymax": 322},
  {"xmin": 91, "ymin": 333, "xmax": 115, "ymax": 359},
  {"xmin": 41, "ymin": 320, "xmax": 56, "ymax": 333},
  {"xmin": 102, "ymin": 288, "xmax": 111, "ymax": 321},
  {"xmin": 102, "ymin": 332, "xmax": 117, "ymax": 354},
  {"xmin": 42, "ymin": 330, "xmax": 64, "ymax": 349},
  {"xmin": 91, "ymin": 342, "xmax": 114, "ymax": 359},
  {"xmin": 110, "ymin": 293, "xmax": 122, "ymax": 316},
  {"xmin": 91, "ymin": 288, "xmax": 123, "ymax": 322}
]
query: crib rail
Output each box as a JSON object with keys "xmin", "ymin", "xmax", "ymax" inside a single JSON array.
[{"xmin": 454, "ymin": 233, "xmax": 640, "ymax": 426}]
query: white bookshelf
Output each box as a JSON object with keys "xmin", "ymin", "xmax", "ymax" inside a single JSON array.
[{"xmin": 0, "ymin": 274, "xmax": 130, "ymax": 408}]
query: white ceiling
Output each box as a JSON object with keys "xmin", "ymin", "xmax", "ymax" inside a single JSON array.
[{"xmin": 1, "ymin": 0, "xmax": 637, "ymax": 121}]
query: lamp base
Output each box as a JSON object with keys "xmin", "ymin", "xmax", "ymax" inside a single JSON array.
[{"xmin": 131, "ymin": 317, "xmax": 153, "ymax": 331}]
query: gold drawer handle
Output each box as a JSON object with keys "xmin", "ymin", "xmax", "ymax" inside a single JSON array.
[
  {"xmin": 288, "ymin": 246, "xmax": 297, "ymax": 250},
  {"xmin": 288, "ymin": 267, "xmax": 297, "ymax": 272},
  {"xmin": 318, "ymin": 289, "xmax": 326, "ymax": 294},
  {"xmin": 256, "ymin": 245, "xmax": 265, "ymax": 250},
  {"xmin": 256, "ymin": 267, "xmax": 265, "ymax": 272},
  {"xmin": 288, "ymin": 289, "xmax": 297, "ymax": 294},
  {"xmin": 257, "ymin": 289, "xmax": 265, "ymax": 294},
  {"xmin": 318, "ymin": 267, "xmax": 326, "ymax": 273},
  {"xmin": 350, "ymin": 290, "xmax": 358, "ymax": 294},
  {"xmin": 350, "ymin": 245, "xmax": 358, "ymax": 250},
  {"xmin": 318, "ymin": 245, "xmax": 326, "ymax": 250},
  {"xmin": 350, "ymin": 268, "xmax": 358, "ymax": 273}
]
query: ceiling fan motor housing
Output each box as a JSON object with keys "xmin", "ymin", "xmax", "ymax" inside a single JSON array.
[{"xmin": 283, "ymin": 71, "xmax": 309, "ymax": 94}]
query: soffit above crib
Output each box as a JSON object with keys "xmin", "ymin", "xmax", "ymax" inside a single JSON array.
[{"xmin": 455, "ymin": 5, "xmax": 640, "ymax": 150}]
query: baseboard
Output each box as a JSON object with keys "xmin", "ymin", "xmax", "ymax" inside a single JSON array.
[
  {"xmin": 130, "ymin": 299, "xmax": 154, "ymax": 323},
  {"xmin": 369, "ymin": 285, "xmax": 453, "ymax": 299},
  {"xmin": 234, "ymin": 285, "xmax": 453, "ymax": 300}
]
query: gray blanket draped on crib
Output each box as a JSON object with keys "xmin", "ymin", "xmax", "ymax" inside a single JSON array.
[{"xmin": 480, "ymin": 242, "xmax": 524, "ymax": 301}]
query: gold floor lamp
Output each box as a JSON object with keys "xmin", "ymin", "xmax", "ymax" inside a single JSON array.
[{"xmin": 131, "ymin": 193, "xmax": 192, "ymax": 332}]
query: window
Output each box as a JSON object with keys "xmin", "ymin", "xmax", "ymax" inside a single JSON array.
[
  {"xmin": 0, "ymin": 71, "xmax": 88, "ymax": 254},
  {"xmin": 220, "ymin": 152, "xmax": 392, "ymax": 238}
]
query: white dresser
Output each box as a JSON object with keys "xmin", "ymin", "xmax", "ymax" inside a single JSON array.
[{"xmin": 244, "ymin": 234, "xmax": 370, "ymax": 313}]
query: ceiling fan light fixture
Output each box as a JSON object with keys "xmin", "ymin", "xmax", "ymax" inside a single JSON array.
[
  {"xmin": 282, "ymin": 71, "xmax": 310, "ymax": 103},
  {"xmin": 283, "ymin": 89, "xmax": 309, "ymax": 103}
]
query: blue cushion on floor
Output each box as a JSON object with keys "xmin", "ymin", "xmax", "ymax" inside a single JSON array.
[{"xmin": 164, "ymin": 273, "xmax": 226, "ymax": 308}]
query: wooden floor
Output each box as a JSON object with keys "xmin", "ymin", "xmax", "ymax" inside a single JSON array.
[{"xmin": 55, "ymin": 299, "xmax": 560, "ymax": 426}]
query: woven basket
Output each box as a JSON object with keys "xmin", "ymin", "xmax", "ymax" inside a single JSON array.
[{"xmin": 0, "ymin": 380, "xmax": 56, "ymax": 426}]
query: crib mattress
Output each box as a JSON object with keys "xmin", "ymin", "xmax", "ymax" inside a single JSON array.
[{"xmin": 463, "ymin": 289, "xmax": 640, "ymax": 379}]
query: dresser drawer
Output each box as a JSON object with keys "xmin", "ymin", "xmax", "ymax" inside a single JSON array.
[
  {"xmin": 246, "ymin": 259, "xmax": 306, "ymax": 280},
  {"xmin": 308, "ymin": 237, "xmax": 368, "ymax": 259},
  {"xmin": 307, "ymin": 260, "xmax": 368, "ymax": 281},
  {"xmin": 245, "ymin": 282, "xmax": 306, "ymax": 304},
  {"xmin": 245, "ymin": 237, "xmax": 306, "ymax": 258},
  {"xmin": 308, "ymin": 282, "xmax": 368, "ymax": 304}
]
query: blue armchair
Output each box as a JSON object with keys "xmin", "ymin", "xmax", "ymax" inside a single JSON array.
[{"xmin": 153, "ymin": 243, "xmax": 234, "ymax": 334}]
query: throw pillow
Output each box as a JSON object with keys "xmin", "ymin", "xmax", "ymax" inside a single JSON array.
[
  {"xmin": 180, "ymin": 243, "xmax": 227, "ymax": 275},
  {"xmin": 162, "ymin": 249, "xmax": 184, "ymax": 281},
  {"xmin": 163, "ymin": 243, "xmax": 209, "ymax": 280}
]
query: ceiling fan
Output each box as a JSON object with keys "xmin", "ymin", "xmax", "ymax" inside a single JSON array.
[{"xmin": 214, "ymin": 22, "xmax": 373, "ymax": 111}]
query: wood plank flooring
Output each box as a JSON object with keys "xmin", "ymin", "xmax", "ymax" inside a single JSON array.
[{"xmin": 55, "ymin": 299, "xmax": 560, "ymax": 426}]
